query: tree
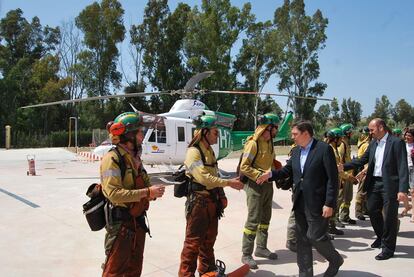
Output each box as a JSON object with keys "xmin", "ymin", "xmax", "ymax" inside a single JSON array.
[
  {"xmin": 330, "ymin": 97, "xmax": 340, "ymax": 124},
  {"xmin": 57, "ymin": 20, "xmax": 86, "ymax": 102},
  {"xmin": 265, "ymin": 0, "xmax": 328, "ymax": 120},
  {"xmin": 183, "ymin": 0, "xmax": 254, "ymax": 112},
  {"xmin": 131, "ymin": 1, "xmax": 192, "ymax": 112},
  {"xmin": 234, "ymin": 20, "xmax": 272, "ymax": 129},
  {"xmin": 370, "ymin": 95, "xmax": 392, "ymax": 122},
  {"xmin": 340, "ymin": 98, "xmax": 361, "ymax": 126},
  {"xmin": 392, "ymin": 99, "xmax": 413, "ymax": 126},
  {"xmin": 0, "ymin": 9, "xmax": 61, "ymax": 136},
  {"xmin": 75, "ymin": 0, "xmax": 125, "ymax": 97},
  {"xmin": 315, "ymin": 103, "xmax": 330, "ymax": 128}
]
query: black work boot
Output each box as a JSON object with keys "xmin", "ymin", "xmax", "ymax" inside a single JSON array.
[
  {"xmin": 286, "ymin": 241, "xmax": 297, "ymax": 252},
  {"xmin": 241, "ymin": 254, "xmax": 258, "ymax": 269},
  {"xmin": 254, "ymin": 247, "xmax": 278, "ymax": 260},
  {"xmin": 329, "ymin": 225, "xmax": 344, "ymax": 235}
]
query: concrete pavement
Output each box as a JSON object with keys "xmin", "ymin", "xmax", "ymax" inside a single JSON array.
[{"xmin": 0, "ymin": 148, "xmax": 412, "ymax": 277}]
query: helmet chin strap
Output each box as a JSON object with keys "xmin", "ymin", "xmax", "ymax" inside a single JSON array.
[{"xmin": 202, "ymin": 128, "xmax": 211, "ymax": 147}]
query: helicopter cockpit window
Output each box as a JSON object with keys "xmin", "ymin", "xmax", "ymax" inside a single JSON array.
[
  {"xmin": 177, "ymin": 127, "xmax": 185, "ymax": 142},
  {"xmin": 157, "ymin": 130, "xmax": 166, "ymax": 143},
  {"xmin": 147, "ymin": 124, "xmax": 166, "ymax": 143},
  {"xmin": 148, "ymin": 129, "xmax": 155, "ymax": 142}
]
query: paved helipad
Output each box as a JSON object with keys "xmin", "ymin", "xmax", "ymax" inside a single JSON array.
[{"xmin": 0, "ymin": 148, "xmax": 412, "ymax": 277}]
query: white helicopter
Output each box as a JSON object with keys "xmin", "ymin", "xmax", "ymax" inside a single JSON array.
[{"xmin": 21, "ymin": 71, "xmax": 331, "ymax": 165}]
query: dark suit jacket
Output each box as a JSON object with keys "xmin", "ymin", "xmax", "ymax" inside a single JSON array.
[
  {"xmin": 344, "ymin": 134, "xmax": 409, "ymax": 199},
  {"xmin": 270, "ymin": 139, "xmax": 339, "ymax": 214}
]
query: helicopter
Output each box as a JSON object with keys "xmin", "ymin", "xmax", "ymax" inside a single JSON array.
[{"xmin": 20, "ymin": 71, "xmax": 329, "ymax": 165}]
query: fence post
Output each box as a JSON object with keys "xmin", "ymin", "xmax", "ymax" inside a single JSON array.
[{"xmin": 5, "ymin": 125, "xmax": 11, "ymax": 149}]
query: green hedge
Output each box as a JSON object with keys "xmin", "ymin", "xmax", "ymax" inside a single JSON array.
[{"xmin": 11, "ymin": 130, "xmax": 93, "ymax": 148}]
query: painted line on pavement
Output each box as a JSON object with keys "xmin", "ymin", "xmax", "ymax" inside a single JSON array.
[{"xmin": 0, "ymin": 187, "xmax": 40, "ymax": 208}]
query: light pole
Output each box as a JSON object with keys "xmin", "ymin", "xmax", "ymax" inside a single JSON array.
[{"xmin": 69, "ymin": 117, "xmax": 79, "ymax": 150}]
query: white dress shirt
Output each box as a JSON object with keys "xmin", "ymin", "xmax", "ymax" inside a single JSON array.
[
  {"xmin": 407, "ymin": 142, "xmax": 414, "ymax": 167},
  {"xmin": 373, "ymin": 132, "xmax": 389, "ymax": 177}
]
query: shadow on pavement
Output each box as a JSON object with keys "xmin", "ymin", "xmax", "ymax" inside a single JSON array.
[
  {"xmin": 394, "ymin": 245, "xmax": 414, "ymax": 259},
  {"xmin": 333, "ymin": 238, "xmax": 374, "ymax": 252},
  {"xmin": 397, "ymin": 231, "xmax": 414, "ymax": 239},
  {"xmin": 315, "ymin": 270, "xmax": 382, "ymax": 277},
  {"xmin": 339, "ymin": 227, "xmax": 376, "ymax": 239},
  {"xmin": 247, "ymin": 269, "xmax": 277, "ymax": 276}
]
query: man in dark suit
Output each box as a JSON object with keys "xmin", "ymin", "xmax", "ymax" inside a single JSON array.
[
  {"xmin": 339, "ymin": 118, "xmax": 409, "ymax": 260},
  {"xmin": 257, "ymin": 121, "xmax": 343, "ymax": 277}
]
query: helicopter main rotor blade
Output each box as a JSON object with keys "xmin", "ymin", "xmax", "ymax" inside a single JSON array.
[
  {"xmin": 209, "ymin": 90, "xmax": 333, "ymax": 102},
  {"xmin": 19, "ymin": 91, "xmax": 171, "ymax": 109},
  {"xmin": 184, "ymin": 71, "xmax": 215, "ymax": 92}
]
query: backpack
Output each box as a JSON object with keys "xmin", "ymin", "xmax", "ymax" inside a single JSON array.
[
  {"xmin": 173, "ymin": 144, "xmax": 216, "ymax": 198},
  {"xmin": 236, "ymin": 139, "xmax": 259, "ymax": 183},
  {"xmin": 83, "ymin": 148, "xmax": 126, "ymax": 231}
]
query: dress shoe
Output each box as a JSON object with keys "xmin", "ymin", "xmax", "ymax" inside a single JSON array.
[
  {"xmin": 328, "ymin": 225, "xmax": 344, "ymax": 235},
  {"xmin": 341, "ymin": 218, "xmax": 356, "ymax": 225},
  {"xmin": 375, "ymin": 251, "xmax": 394, "ymax": 260},
  {"xmin": 286, "ymin": 241, "xmax": 297, "ymax": 252},
  {"xmin": 323, "ymin": 255, "xmax": 344, "ymax": 277},
  {"xmin": 370, "ymin": 238, "xmax": 381, "ymax": 248},
  {"xmin": 356, "ymin": 215, "xmax": 366, "ymax": 220}
]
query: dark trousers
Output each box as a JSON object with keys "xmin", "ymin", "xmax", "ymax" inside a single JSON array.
[
  {"xmin": 367, "ymin": 179, "xmax": 399, "ymax": 253},
  {"xmin": 179, "ymin": 194, "xmax": 218, "ymax": 277},
  {"xmin": 295, "ymin": 192, "xmax": 342, "ymax": 277},
  {"xmin": 103, "ymin": 221, "xmax": 146, "ymax": 277}
]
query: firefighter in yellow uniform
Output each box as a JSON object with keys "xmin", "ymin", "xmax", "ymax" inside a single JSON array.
[
  {"xmin": 325, "ymin": 128, "xmax": 355, "ymax": 235},
  {"xmin": 337, "ymin": 123, "xmax": 357, "ymax": 224},
  {"xmin": 101, "ymin": 112, "xmax": 165, "ymax": 277},
  {"xmin": 240, "ymin": 113, "xmax": 280, "ymax": 269},
  {"xmin": 179, "ymin": 115, "xmax": 243, "ymax": 277},
  {"xmin": 354, "ymin": 126, "xmax": 371, "ymax": 220}
]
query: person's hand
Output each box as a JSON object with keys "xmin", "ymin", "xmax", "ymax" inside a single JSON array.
[
  {"xmin": 149, "ymin": 184, "xmax": 165, "ymax": 199},
  {"xmin": 337, "ymin": 163, "xmax": 344, "ymax": 173},
  {"xmin": 355, "ymin": 170, "xmax": 366, "ymax": 182},
  {"xmin": 397, "ymin": 192, "xmax": 408, "ymax": 202},
  {"xmin": 348, "ymin": 175, "xmax": 359, "ymax": 185},
  {"xmin": 322, "ymin": 206, "xmax": 334, "ymax": 218},
  {"xmin": 228, "ymin": 178, "xmax": 244, "ymax": 190},
  {"xmin": 256, "ymin": 172, "xmax": 271, "ymax": 185}
]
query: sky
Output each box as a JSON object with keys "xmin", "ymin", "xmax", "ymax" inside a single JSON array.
[{"xmin": 0, "ymin": 0, "xmax": 413, "ymax": 116}]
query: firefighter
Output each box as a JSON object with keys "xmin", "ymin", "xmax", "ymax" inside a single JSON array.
[
  {"xmin": 354, "ymin": 126, "xmax": 371, "ymax": 220},
  {"xmin": 392, "ymin": 128, "xmax": 402, "ymax": 138},
  {"xmin": 325, "ymin": 128, "xmax": 347, "ymax": 235},
  {"xmin": 178, "ymin": 115, "xmax": 244, "ymax": 277},
  {"xmin": 101, "ymin": 112, "xmax": 165, "ymax": 277},
  {"xmin": 338, "ymin": 123, "xmax": 357, "ymax": 224},
  {"xmin": 240, "ymin": 113, "xmax": 280, "ymax": 269}
]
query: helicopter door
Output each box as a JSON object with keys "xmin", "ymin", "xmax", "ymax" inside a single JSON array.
[{"xmin": 175, "ymin": 122, "xmax": 188, "ymax": 163}]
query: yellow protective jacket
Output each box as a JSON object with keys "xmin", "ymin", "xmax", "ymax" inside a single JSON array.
[
  {"xmin": 184, "ymin": 142, "xmax": 229, "ymax": 190},
  {"xmin": 357, "ymin": 136, "xmax": 370, "ymax": 158},
  {"xmin": 329, "ymin": 142, "xmax": 353, "ymax": 182},
  {"xmin": 101, "ymin": 146, "xmax": 151, "ymax": 208},
  {"xmin": 240, "ymin": 124, "xmax": 275, "ymax": 181},
  {"xmin": 338, "ymin": 138, "xmax": 352, "ymax": 163}
]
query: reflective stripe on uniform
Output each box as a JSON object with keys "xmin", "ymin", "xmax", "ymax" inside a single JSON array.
[
  {"xmin": 340, "ymin": 203, "xmax": 350, "ymax": 209},
  {"xmin": 243, "ymin": 228, "xmax": 256, "ymax": 235},
  {"xmin": 242, "ymin": 152, "xmax": 255, "ymax": 160},
  {"xmin": 187, "ymin": 160, "xmax": 204, "ymax": 173},
  {"xmin": 258, "ymin": 224, "xmax": 269, "ymax": 230},
  {"xmin": 101, "ymin": 169, "xmax": 121, "ymax": 178}
]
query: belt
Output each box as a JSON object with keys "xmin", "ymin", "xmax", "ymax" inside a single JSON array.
[
  {"xmin": 373, "ymin": 176, "xmax": 383, "ymax": 182},
  {"xmin": 112, "ymin": 206, "xmax": 144, "ymax": 222}
]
